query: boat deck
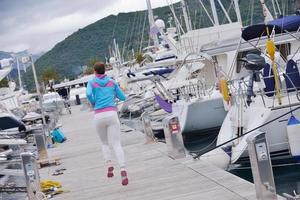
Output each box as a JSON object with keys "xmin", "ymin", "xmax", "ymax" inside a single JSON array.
[{"xmin": 39, "ymin": 106, "xmax": 280, "ymax": 200}]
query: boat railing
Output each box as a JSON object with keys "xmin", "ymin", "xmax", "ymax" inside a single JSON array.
[
  {"xmin": 177, "ymin": 37, "xmax": 196, "ymax": 56},
  {"xmin": 170, "ymin": 80, "xmax": 215, "ymax": 101},
  {"xmin": 228, "ymin": 72, "xmax": 300, "ymax": 108}
]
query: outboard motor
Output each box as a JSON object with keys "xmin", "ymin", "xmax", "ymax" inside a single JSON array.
[{"xmin": 241, "ymin": 54, "xmax": 266, "ymax": 106}]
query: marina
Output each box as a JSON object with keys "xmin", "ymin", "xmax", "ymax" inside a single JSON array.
[
  {"xmin": 1, "ymin": 0, "xmax": 300, "ymax": 199},
  {"xmin": 30, "ymin": 106, "xmax": 283, "ymax": 200}
]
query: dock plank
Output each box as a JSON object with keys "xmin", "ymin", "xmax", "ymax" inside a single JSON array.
[{"xmin": 39, "ymin": 106, "xmax": 267, "ymax": 200}]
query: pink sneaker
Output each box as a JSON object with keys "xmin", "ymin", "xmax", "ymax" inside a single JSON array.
[
  {"xmin": 121, "ymin": 171, "xmax": 128, "ymax": 186},
  {"xmin": 107, "ymin": 167, "xmax": 114, "ymax": 178}
]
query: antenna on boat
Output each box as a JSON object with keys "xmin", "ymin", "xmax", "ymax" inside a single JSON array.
[
  {"xmin": 180, "ymin": 0, "xmax": 193, "ymax": 31},
  {"xmin": 146, "ymin": 0, "xmax": 159, "ymax": 47}
]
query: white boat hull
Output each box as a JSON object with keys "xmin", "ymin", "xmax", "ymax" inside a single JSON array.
[
  {"xmin": 173, "ymin": 93, "xmax": 227, "ymax": 134},
  {"xmin": 217, "ymin": 94, "xmax": 300, "ymax": 165}
]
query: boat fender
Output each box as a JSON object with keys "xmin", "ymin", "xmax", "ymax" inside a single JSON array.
[
  {"xmin": 220, "ymin": 77, "xmax": 230, "ymax": 103},
  {"xmin": 200, "ymin": 148, "xmax": 231, "ymax": 170},
  {"xmin": 287, "ymin": 115, "xmax": 300, "ymax": 162},
  {"xmin": 266, "ymin": 39, "xmax": 275, "ymax": 60}
]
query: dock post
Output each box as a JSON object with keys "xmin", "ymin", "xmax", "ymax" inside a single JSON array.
[
  {"xmin": 246, "ymin": 131, "xmax": 277, "ymax": 200},
  {"xmin": 33, "ymin": 128, "xmax": 49, "ymax": 160},
  {"xmin": 141, "ymin": 112, "xmax": 155, "ymax": 143},
  {"xmin": 163, "ymin": 115, "xmax": 186, "ymax": 159},
  {"xmin": 21, "ymin": 152, "xmax": 41, "ymax": 200}
]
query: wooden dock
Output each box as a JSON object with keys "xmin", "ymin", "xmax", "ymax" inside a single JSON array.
[{"xmin": 39, "ymin": 106, "xmax": 281, "ymax": 200}]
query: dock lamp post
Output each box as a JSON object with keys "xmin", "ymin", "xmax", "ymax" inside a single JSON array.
[
  {"xmin": 21, "ymin": 56, "xmax": 46, "ymax": 125},
  {"xmin": 11, "ymin": 55, "xmax": 23, "ymax": 90}
]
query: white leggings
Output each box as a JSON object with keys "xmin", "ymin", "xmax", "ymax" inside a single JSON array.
[{"xmin": 94, "ymin": 111, "xmax": 125, "ymax": 168}]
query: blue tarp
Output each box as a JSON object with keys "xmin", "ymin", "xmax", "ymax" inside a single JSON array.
[
  {"xmin": 269, "ymin": 15, "xmax": 300, "ymax": 32},
  {"xmin": 143, "ymin": 68, "xmax": 174, "ymax": 76},
  {"xmin": 262, "ymin": 63, "xmax": 275, "ymax": 97},
  {"xmin": 284, "ymin": 59, "xmax": 300, "ymax": 92},
  {"xmin": 242, "ymin": 15, "xmax": 300, "ymax": 41}
]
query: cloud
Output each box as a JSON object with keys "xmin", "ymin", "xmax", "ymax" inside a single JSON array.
[{"xmin": 0, "ymin": 0, "xmax": 180, "ymax": 53}]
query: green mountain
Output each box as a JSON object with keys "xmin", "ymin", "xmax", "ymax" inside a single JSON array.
[
  {"xmin": 23, "ymin": 0, "xmax": 295, "ymax": 90},
  {"xmin": 0, "ymin": 51, "xmax": 12, "ymax": 60}
]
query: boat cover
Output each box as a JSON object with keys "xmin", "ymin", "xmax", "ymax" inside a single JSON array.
[
  {"xmin": 0, "ymin": 116, "xmax": 26, "ymax": 132},
  {"xmin": 242, "ymin": 15, "xmax": 300, "ymax": 41},
  {"xmin": 155, "ymin": 94, "xmax": 172, "ymax": 113},
  {"xmin": 284, "ymin": 59, "xmax": 300, "ymax": 92},
  {"xmin": 262, "ymin": 63, "xmax": 275, "ymax": 97},
  {"xmin": 143, "ymin": 68, "xmax": 174, "ymax": 76}
]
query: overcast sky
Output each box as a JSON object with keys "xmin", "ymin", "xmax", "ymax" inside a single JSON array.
[{"xmin": 0, "ymin": 0, "xmax": 180, "ymax": 54}]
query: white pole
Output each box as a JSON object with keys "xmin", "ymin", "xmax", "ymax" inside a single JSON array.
[
  {"xmin": 198, "ymin": 0, "xmax": 215, "ymax": 25},
  {"xmin": 217, "ymin": 0, "xmax": 232, "ymax": 23},
  {"xmin": 233, "ymin": 0, "xmax": 242, "ymax": 25},
  {"xmin": 209, "ymin": 0, "xmax": 219, "ymax": 25},
  {"xmin": 30, "ymin": 56, "xmax": 46, "ymax": 125},
  {"xmin": 16, "ymin": 57, "xmax": 22, "ymax": 90},
  {"xmin": 23, "ymin": 63, "xmax": 26, "ymax": 73},
  {"xmin": 181, "ymin": 0, "xmax": 192, "ymax": 31},
  {"xmin": 271, "ymin": 0, "xmax": 278, "ymax": 18},
  {"xmin": 146, "ymin": 0, "xmax": 159, "ymax": 46}
]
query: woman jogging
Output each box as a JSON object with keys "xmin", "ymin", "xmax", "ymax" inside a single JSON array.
[{"xmin": 86, "ymin": 62, "xmax": 128, "ymax": 186}]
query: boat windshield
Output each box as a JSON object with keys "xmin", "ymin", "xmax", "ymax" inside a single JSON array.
[{"xmin": 43, "ymin": 93, "xmax": 61, "ymax": 101}]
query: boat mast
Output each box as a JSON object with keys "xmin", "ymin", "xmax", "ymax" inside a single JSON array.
[
  {"xmin": 271, "ymin": 0, "xmax": 278, "ymax": 18},
  {"xmin": 198, "ymin": 0, "xmax": 215, "ymax": 25},
  {"xmin": 146, "ymin": 0, "xmax": 159, "ymax": 47},
  {"xmin": 217, "ymin": 0, "xmax": 232, "ymax": 23},
  {"xmin": 259, "ymin": 0, "xmax": 274, "ymax": 23},
  {"xmin": 233, "ymin": 0, "xmax": 242, "ymax": 25},
  {"xmin": 16, "ymin": 57, "xmax": 23, "ymax": 90},
  {"xmin": 209, "ymin": 0, "xmax": 219, "ymax": 25},
  {"xmin": 113, "ymin": 39, "xmax": 122, "ymax": 64},
  {"xmin": 296, "ymin": 0, "xmax": 300, "ymax": 14},
  {"xmin": 181, "ymin": 0, "xmax": 192, "ymax": 31}
]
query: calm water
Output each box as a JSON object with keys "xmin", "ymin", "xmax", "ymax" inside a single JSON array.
[
  {"xmin": 230, "ymin": 164, "xmax": 300, "ymax": 196},
  {"xmin": 184, "ymin": 131, "xmax": 300, "ymax": 196}
]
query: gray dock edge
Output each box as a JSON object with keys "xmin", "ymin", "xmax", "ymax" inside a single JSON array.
[{"xmin": 40, "ymin": 106, "xmax": 284, "ymax": 200}]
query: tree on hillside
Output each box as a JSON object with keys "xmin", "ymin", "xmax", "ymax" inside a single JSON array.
[
  {"xmin": 135, "ymin": 52, "xmax": 145, "ymax": 64},
  {"xmin": 41, "ymin": 67, "xmax": 59, "ymax": 82},
  {"xmin": 41, "ymin": 68, "xmax": 59, "ymax": 92},
  {"xmin": 0, "ymin": 78, "xmax": 8, "ymax": 88},
  {"xmin": 85, "ymin": 57, "xmax": 100, "ymax": 75}
]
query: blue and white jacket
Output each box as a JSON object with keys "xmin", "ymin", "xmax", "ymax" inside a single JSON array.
[{"xmin": 86, "ymin": 74, "xmax": 126, "ymax": 113}]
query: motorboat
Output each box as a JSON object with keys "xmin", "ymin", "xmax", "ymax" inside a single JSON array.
[
  {"xmin": 69, "ymin": 85, "xmax": 87, "ymax": 104},
  {"xmin": 42, "ymin": 92, "xmax": 64, "ymax": 113}
]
